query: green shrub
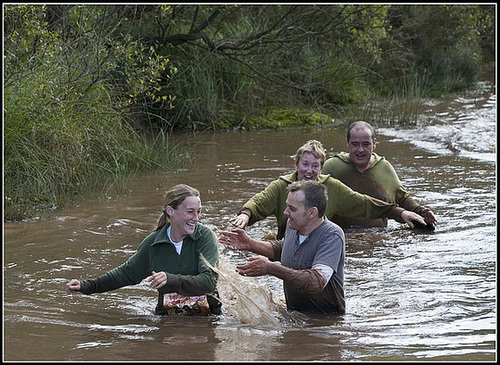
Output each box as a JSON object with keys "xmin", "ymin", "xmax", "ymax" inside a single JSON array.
[
  {"xmin": 4, "ymin": 71, "xmax": 184, "ymax": 220},
  {"xmin": 245, "ymin": 108, "xmax": 336, "ymax": 129}
]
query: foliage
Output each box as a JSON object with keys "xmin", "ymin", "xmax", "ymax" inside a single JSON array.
[
  {"xmin": 245, "ymin": 108, "xmax": 336, "ymax": 130},
  {"xmin": 371, "ymin": 5, "xmax": 485, "ymax": 96},
  {"xmin": 4, "ymin": 5, "xmax": 175, "ymax": 111},
  {"xmin": 3, "ymin": 4, "xmax": 494, "ymax": 219},
  {"xmin": 3, "ymin": 4, "xmax": 185, "ymax": 220}
]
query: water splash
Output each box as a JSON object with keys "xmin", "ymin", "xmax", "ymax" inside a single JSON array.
[{"xmin": 201, "ymin": 253, "xmax": 301, "ymax": 328}]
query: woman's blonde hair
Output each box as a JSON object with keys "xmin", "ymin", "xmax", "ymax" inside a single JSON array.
[
  {"xmin": 156, "ymin": 184, "xmax": 200, "ymax": 230},
  {"xmin": 294, "ymin": 139, "xmax": 327, "ymax": 167}
]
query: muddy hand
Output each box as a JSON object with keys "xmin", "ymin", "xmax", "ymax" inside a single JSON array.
[
  {"xmin": 66, "ymin": 279, "xmax": 81, "ymax": 293},
  {"xmin": 422, "ymin": 208, "xmax": 438, "ymax": 227},
  {"xmin": 401, "ymin": 210, "xmax": 425, "ymax": 229},
  {"xmin": 146, "ymin": 271, "xmax": 167, "ymax": 289},
  {"xmin": 236, "ymin": 256, "xmax": 269, "ymax": 277},
  {"xmin": 229, "ymin": 213, "xmax": 250, "ymax": 229}
]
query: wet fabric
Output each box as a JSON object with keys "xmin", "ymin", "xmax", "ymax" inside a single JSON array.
[
  {"xmin": 323, "ymin": 152, "xmax": 426, "ymax": 227},
  {"xmin": 276, "ymin": 218, "xmax": 346, "ymax": 314},
  {"xmin": 241, "ymin": 171, "xmax": 405, "ymax": 239},
  {"xmin": 78, "ymin": 223, "xmax": 221, "ymax": 315}
]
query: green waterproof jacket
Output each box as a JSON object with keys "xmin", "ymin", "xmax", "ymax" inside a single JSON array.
[
  {"xmin": 241, "ymin": 171, "xmax": 405, "ymax": 239},
  {"xmin": 79, "ymin": 222, "xmax": 221, "ymax": 314},
  {"xmin": 323, "ymin": 152, "xmax": 425, "ymax": 227}
]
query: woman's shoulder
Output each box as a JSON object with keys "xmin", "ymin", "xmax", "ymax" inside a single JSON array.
[{"xmin": 193, "ymin": 223, "xmax": 217, "ymax": 240}]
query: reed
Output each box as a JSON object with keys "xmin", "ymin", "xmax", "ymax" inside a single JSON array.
[
  {"xmin": 335, "ymin": 73, "xmax": 429, "ymax": 127},
  {"xmin": 4, "ymin": 77, "xmax": 187, "ymax": 221},
  {"xmin": 159, "ymin": 45, "xmax": 258, "ymax": 130}
]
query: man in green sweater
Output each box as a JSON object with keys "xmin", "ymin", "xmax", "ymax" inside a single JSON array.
[
  {"xmin": 322, "ymin": 121, "xmax": 437, "ymax": 229},
  {"xmin": 66, "ymin": 184, "xmax": 221, "ymax": 315},
  {"xmin": 230, "ymin": 140, "xmax": 427, "ymax": 239}
]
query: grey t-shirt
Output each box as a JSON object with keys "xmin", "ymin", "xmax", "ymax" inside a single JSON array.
[{"xmin": 280, "ymin": 217, "xmax": 346, "ymax": 313}]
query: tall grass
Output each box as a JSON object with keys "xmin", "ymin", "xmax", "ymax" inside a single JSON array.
[
  {"xmin": 4, "ymin": 73, "xmax": 188, "ymax": 221},
  {"xmin": 155, "ymin": 45, "xmax": 259, "ymax": 131},
  {"xmin": 335, "ymin": 73, "xmax": 429, "ymax": 127}
]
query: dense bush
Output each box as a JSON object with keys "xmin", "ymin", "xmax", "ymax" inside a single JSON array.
[{"xmin": 3, "ymin": 4, "xmax": 494, "ymax": 220}]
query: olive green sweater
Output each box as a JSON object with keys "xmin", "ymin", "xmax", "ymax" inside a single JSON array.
[
  {"xmin": 241, "ymin": 171, "xmax": 405, "ymax": 239},
  {"xmin": 323, "ymin": 152, "xmax": 426, "ymax": 227}
]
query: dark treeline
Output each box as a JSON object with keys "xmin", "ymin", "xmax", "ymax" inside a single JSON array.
[{"xmin": 3, "ymin": 4, "xmax": 495, "ymax": 220}]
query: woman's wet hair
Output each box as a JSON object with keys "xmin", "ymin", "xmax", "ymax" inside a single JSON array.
[
  {"xmin": 294, "ymin": 139, "xmax": 327, "ymax": 167},
  {"xmin": 156, "ymin": 184, "xmax": 200, "ymax": 230}
]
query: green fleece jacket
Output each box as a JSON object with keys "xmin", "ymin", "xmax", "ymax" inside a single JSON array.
[
  {"xmin": 323, "ymin": 152, "xmax": 426, "ymax": 227},
  {"xmin": 78, "ymin": 223, "xmax": 220, "ymax": 314},
  {"xmin": 241, "ymin": 171, "xmax": 405, "ymax": 239}
]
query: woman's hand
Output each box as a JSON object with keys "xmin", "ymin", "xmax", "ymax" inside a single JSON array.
[
  {"xmin": 146, "ymin": 271, "xmax": 167, "ymax": 289},
  {"xmin": 66, "ymin": 279, "xmax": 81, "ymax": 293},
  {"xmin": 229, "ymin": 213, "xmax": 250, "ymax": 229}
]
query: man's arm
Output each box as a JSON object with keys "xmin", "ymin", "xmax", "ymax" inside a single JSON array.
[{"xmin": 237, "ymin": 256, "xmax": 328, "ymax": 294}]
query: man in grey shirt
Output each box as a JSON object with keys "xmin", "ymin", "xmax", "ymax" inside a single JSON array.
[{"xmin": 219, "ymin": 180, "xmax": 345, "ymax": 314}]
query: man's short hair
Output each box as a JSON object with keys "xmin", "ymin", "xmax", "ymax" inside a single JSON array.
[
  {"xmin": 347, "ymin": 121, "xmax": 375, "ymax": 142},
  {"xmin": 287, "ymin": 180, "xmax": 328, "ymax": 217}
]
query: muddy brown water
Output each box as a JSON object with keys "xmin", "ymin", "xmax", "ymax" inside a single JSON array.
[{"xmin": 3, "ymin": 80, "xmax": 496, "ymax": 361}]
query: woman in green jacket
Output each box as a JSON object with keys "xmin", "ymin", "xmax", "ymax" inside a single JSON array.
[
  {"xmin": 230, "ymin": 140, "xmax": 426, "ymax": 239},
  {"xmin": 66, "ymin": 184, "xmax": 221, "ymax": 315}
]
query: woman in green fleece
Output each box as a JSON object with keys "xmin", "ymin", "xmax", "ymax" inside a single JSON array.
[
  {"xmin": 66, "ymin": 184, "xmax": 221, "ymax": 315},
  {"xmin": 230, "ymin": 140, "xmax": 426, "ymax": 239}
]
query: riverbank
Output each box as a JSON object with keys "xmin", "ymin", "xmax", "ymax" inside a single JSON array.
[
  {"xmin": 4, "ymin": 73, "xmax": 495, "ymax": 222},
  {"xmin": 4, "ymin": 5, "xmax": 494, "ymax": 221}
]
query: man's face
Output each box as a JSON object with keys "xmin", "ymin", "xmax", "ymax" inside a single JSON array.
[
  {"xmin": 284, "ymin": 190, "xmax": 310, "ymax": 232},
  {"xmin": 295, "ymin": 152, "xmax": 322, "ymax": 181},
  {"xmin": 347, "ymin": 127, "xmax": 376, "ymax": 169}
]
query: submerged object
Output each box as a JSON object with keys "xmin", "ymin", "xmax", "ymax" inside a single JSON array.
[
  {"xmin": 412, "ymin": 220, "xmax": 436, "ymax": 231},
  {"xmin": 163, "ymin": 293, "xmax": 211, "ymax": 316}
]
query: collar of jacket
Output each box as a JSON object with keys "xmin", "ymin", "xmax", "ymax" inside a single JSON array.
[
  {"xmin": 150, "ymin": 223, "xmax": 202, "ymax": 246},
  {"xmin": 279, "ymin": 171, "xmax": 331, "ymax": 184}
]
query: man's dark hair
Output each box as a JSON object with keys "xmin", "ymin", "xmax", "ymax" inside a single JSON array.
[{"xmin": 287, "ymin": 180, "xmax": 328, "ymax": 217}]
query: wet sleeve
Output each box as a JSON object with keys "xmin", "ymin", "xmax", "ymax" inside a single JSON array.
[
  {"xmin": 285, "ymin": 268, "xmax": 328, "ymax": 294},
  {"xmin": 270, "ymin": 240, "xmax": 283, "ymax": 261},
  {"xmin": 78, "ymin": 240, "xmax": 152, "ymax": 294},
  {"xmin": 395, "ymin": 186, "xmax": 427, "ymax": 214},
  {"xmin": 78, "ymin": 268, "xmax": 136, "ymax": 294},
  {"xmin": 378, "ymin": 160, "xmax": 425, "ymax": 214},
  {"xmin": 328, "ymin": 179, "xmax": 406, "ymax": 222},
  {"xmin": 242, "ymin": 179, "xmax": 283, "ymax": 226}
]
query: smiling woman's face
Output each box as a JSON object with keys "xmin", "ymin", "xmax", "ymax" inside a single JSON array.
[
  {"xmin": 167, "ymin": 195, "xmax": 201, "ymax": 241},
  {"xmin": 296, "ymin": 152, "xmax": 322, "ymax": 181}
]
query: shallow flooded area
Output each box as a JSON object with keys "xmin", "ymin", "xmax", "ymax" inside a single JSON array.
[{"xmin": 3, "ymin": 80, "xmax": 496, "ymax": 361}]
